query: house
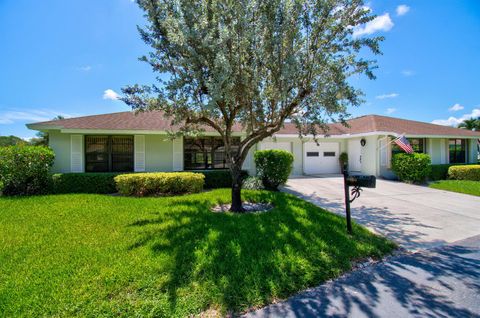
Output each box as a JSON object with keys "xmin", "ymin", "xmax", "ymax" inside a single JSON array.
[{"xmin": 27, "ymin": 111, "xmax": 480, "ymax": 178}]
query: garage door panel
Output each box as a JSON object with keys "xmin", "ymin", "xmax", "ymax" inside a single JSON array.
[{"xmin": 304, "ymin": 142, "xmax": 340, "ymax": 174}]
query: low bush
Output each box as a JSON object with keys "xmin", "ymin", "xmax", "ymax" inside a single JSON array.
[
  {"xmin": 429, "ymin": 164, "xmax": 454, "ymax": 181},
  {"xmin": 391, "ymin": 153, "xmax": 431, "ymax": 183},
  {"xmin": 52, "ymin": 173, "xmax": 119, "ymax": 194},
  {"xmin": 193, "ymin": 169, "xmax": 248, "ymax": 188},
  {"xmin": 429, "ymin": 163, "xmax": 478, "ymax": 181},
  {"xmin": 448, "ymin": 165, "xmax": 480, "ymax": 181},
  {"xmin": 114, "ymin": 172, "xmax": 204, "ymax": 196},
  {"xmin": 242, "ymin": 176, "xmax": 264, "ymax": 190},
  {"xmin": 0, "ymin": 145, "xmax": 55, "ymax": 195},
  {"xmin": 254, "ymin": 149, "xmax": 294, "ymax": 190}
]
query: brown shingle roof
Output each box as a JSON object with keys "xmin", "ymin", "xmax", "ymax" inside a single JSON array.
[{"xmin": 28, "ymin": 112, "xmax": 480, "ymax": 137}]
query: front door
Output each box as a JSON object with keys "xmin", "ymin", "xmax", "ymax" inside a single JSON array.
[{"xmin": 348, "ymin": 139, "xmax": 362, "ymax": 172}]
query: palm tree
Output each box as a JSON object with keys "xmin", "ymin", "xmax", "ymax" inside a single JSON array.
[{"xmin": 458, "ymin": 117, "xmax": 480, "ymax": 131}]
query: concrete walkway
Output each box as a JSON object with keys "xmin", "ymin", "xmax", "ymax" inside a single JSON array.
[
  {"xmin": 244, "ymin": 235, "xmax": 480, "ymax": 318},
  {"xmin": 283, "ymin": 176, "xmax": 480, "ymax": 251}
]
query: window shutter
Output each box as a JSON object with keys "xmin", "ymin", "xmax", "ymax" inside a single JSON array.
[
  {"xmin": 70, "ymin": 135, "xmax": 84, "ymax": 173},
  {"xmin": 172, "ymin": 137, "xmax": 183, "ymax": 171},
  {"xmin": 134, "ymin": 135, "xmax": 146, "ymax": 172}
]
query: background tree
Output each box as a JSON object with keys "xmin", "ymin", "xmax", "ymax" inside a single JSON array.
[
  {"xmin": 458, "ymin": 117, "xmax": 480, "ymax": 131},
  {"xmin": 122, "ymin": 0, "xmax": 382, "ymax": 212},
  {"xmin": 0, "ymin": 135, "xmax": 26, "ymax": 147}
]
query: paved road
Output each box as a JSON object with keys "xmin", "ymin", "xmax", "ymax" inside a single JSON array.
[
  {"xmin": 244, "ymin": 235, "xmax": 480, "ymax": 318},
  {"xmin": 283, "ymin": 176, "xmax": 480, "ymax": 251}
]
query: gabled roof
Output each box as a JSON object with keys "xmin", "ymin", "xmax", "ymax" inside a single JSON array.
[{"xmin": 27, "ymin": 111, "xmax": 480, "ymax": 137}]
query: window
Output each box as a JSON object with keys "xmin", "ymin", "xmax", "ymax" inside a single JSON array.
[
  {"xmin": 306, "ymin": 152, "xmax": 319, "ymax": 157},
  {"xmin": 85, "ymin": 136, "xmax": 134, "ymax": 172},
  {"xmin": 323, "ymin": 152, "xmax": 335, "ymax": 157},
  {"xmin": 449, "ymin": 139, "xmax": 466, "ymax": 163},
  {"xmin": 183, "ymin": 137, "xmax": 241, "ymax": 170},
  {"xmin": 392, "ymin": 138, "xmax": 425, "ymax": 156}
]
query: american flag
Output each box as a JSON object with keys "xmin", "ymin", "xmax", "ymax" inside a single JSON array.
[{"xmin": 394, "ymin": 136, "xmax": 414, "ymax": 153}]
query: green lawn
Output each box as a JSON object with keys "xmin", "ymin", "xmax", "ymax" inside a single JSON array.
[
  {"xmin": 0, "ymin": 190, "xmax": 395, "ymax": 317},
  {"xmin": 429, "ymin": 180, "xmax": 480, "ymax": 196}
]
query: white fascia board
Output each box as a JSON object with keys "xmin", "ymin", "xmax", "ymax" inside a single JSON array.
[
  {"xmin": 26, "ymin": 124, "xmax": 64, "ymax": 131},
  {"xmin": 273, "ymin": 131, "xmax": 396, "ymax": 139},
  {"xmin": 274, "ymin": 131, "xmax": 480, "ymax": 139},
  {"xmin": 405, "ymin": 134, "xmax": 480, "ymax": 139},
  {"xmin": 59, "ymin": 128, "xmax": 246, "ymax": 136}
]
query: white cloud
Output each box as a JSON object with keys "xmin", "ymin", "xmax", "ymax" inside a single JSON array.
[
  {"xmin": 353, "ymin": 13, "xmax": 394, "ymax": 38},
  {"xmin": 103, "ymin": 89, "xmax": 121, "ymax": 100},
  {"xmin": 385, "ymin": 108, "xmax": 397, "ymax": 114},
  {"xmin": 401, "ymin": 70, "xmax": 414, "ymax": 76},
  {"xmin": 432, "ymin": 108, "xmax": 480, "ymax": 126},
  {"xmin": 0, "ymin": 109, "xmax": 76, "ymax": 125},
  {"xmin": 376, "ymin": 93, "xmax": 399, "ymax": 99},
  {"xmin": 448, "ymin": 103, "xmax": 464, "ymax": 112},
  {"xmin": 396, "ymin": 5, "xmax": 410, "ymax": 16},
  {"xmin": 77, "ymin": 65, "xmax": 92, "ymax": 72}
]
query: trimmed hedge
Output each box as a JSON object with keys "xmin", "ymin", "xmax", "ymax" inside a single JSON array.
[
  {"xmin": 114, "ymin": 172, "xmax": 204, "ymax": 196},
  {"xmin": 429, "ymin": 163, "xmax": 478, "ymax": 181},
  {"xmin": 429, "ymin": 164, "xmax": 454, "ymax": 181},
  {"xmin": 52, "ymin": 173, "xmax": 119, "ymax": 194},
  {"xmin": 193, "ymin": 169, "xmax": 249, "ymax": 189},
  {"xmin": 391, "ymin": 153, "xmax": 431, "ymax": 183},
  {"xmin": 448, "ymin": 165, "xmax": 480, "ymax": 181},
  {"xmin": 0, "ymin": 145, "xmax": 55, "ymax": 195},
  {"xmin": 254, "ymin": 149, "xmax": 294, "ymax": 191}
]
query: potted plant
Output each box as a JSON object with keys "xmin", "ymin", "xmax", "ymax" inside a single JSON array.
[{"xmin": 339, "ymin": 152, "xmax": 348, "ymax": 172}]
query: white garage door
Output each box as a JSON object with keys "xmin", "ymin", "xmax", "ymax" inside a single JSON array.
[
  {"xmin": 303, "ymin": 142, "xmax": 340, "ymax": 174},
  {"xmin": 259, "ymin": 141, "xmax": 292, "ymax": 152}
]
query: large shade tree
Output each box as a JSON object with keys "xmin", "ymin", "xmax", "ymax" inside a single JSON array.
[{"xmin": 123, "ymin": 0, "xmax": 382, "ymax": 211}]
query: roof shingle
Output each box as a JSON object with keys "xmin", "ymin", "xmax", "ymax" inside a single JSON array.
[{"xmin": 28, "ymin": 112, "xmax": 480, "ymax": 137}]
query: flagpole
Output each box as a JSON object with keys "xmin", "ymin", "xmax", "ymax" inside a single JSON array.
[{"xmin": 377, "ymin": 133, "xmax": 406, "ymax": 151}]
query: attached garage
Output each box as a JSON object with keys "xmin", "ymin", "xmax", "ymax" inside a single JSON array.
[{"xmin": 303, "ymin": 142, "xmax": 340, "ymax": 174}]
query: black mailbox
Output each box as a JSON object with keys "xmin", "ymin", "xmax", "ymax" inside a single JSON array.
[{"xmin": 346, "ymin": 175, "xmax": 376, "ymax": 188}]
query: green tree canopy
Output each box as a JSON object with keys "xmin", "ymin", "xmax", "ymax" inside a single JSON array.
[
  {"xmin": 458, "ymin": 117, "xmax": 480, "ymax": 131},
  {"xmin": 0, "ymin": 135, "xmax": 26, "ymax": 147},
  {"xmin": 123, "ymin": 0, "xmax": 382, "ymax": 211}
]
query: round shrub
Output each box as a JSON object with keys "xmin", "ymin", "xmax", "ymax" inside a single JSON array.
[
  {"xmin": 114, "ymin": 172, "xmax": 204, "ymax": 196},
  {"xmin": 448, "ymin": 165, "xmax": 480, "ymax": 181},
  {"xmin": 391, "ymin": 153, "xmax": 431, "ymax": 183},
  {"xmin": 0, "ymin": 145, "xmax": 55, "ymax": 195},
  {"xmin": 254, "ymin": 149, "xmax": 294, "ymax": 191}
]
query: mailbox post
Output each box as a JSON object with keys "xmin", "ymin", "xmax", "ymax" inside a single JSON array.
[{"xmin": 342, "ymin": 163, "xmax": 376, "ymax": 234}]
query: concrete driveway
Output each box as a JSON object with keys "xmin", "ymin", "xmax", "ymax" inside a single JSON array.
[
  {"xmin": 283, "ymin": 176, "xmax": 480, "ymax": 251},
  {"xmin": 243, "ymin": 177, "xmax": 480, "ymax": 317}
]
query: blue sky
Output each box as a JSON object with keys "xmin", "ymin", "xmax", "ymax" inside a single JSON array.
[{"xmin": 0, "ymin": 0, "xmax": 479, "ymax": 139}]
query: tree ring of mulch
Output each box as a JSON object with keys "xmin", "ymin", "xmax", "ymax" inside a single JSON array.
[{"xmin": 211, "ymin": 202, "xmax": 274, "ymax": 213}]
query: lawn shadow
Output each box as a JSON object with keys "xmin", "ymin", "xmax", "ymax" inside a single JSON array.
[
  {"xmin": 247, "ymin": 236, "xmax": 480, "ymax": 317},
  {"xmin": 125, "ymin": 191, "xmax": 394, "ymax": 314}
]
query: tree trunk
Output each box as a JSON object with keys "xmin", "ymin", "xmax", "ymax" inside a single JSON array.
[{"xmin": 230, "ymin": 165, "xmax": 245, "ymax": 212}]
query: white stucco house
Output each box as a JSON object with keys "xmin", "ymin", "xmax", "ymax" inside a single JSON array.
[{"xmin": 27, "ymin": 111, "xmax": 480, "ymax": 178}]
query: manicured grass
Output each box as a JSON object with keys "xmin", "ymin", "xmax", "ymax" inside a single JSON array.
[
  {"xmin": 429, "ymin": 180, "xmax": 480, "ymax": 196},
  {"xmin": 0, "ymin": 190, "xmax": 395, "ymax": 317}
]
